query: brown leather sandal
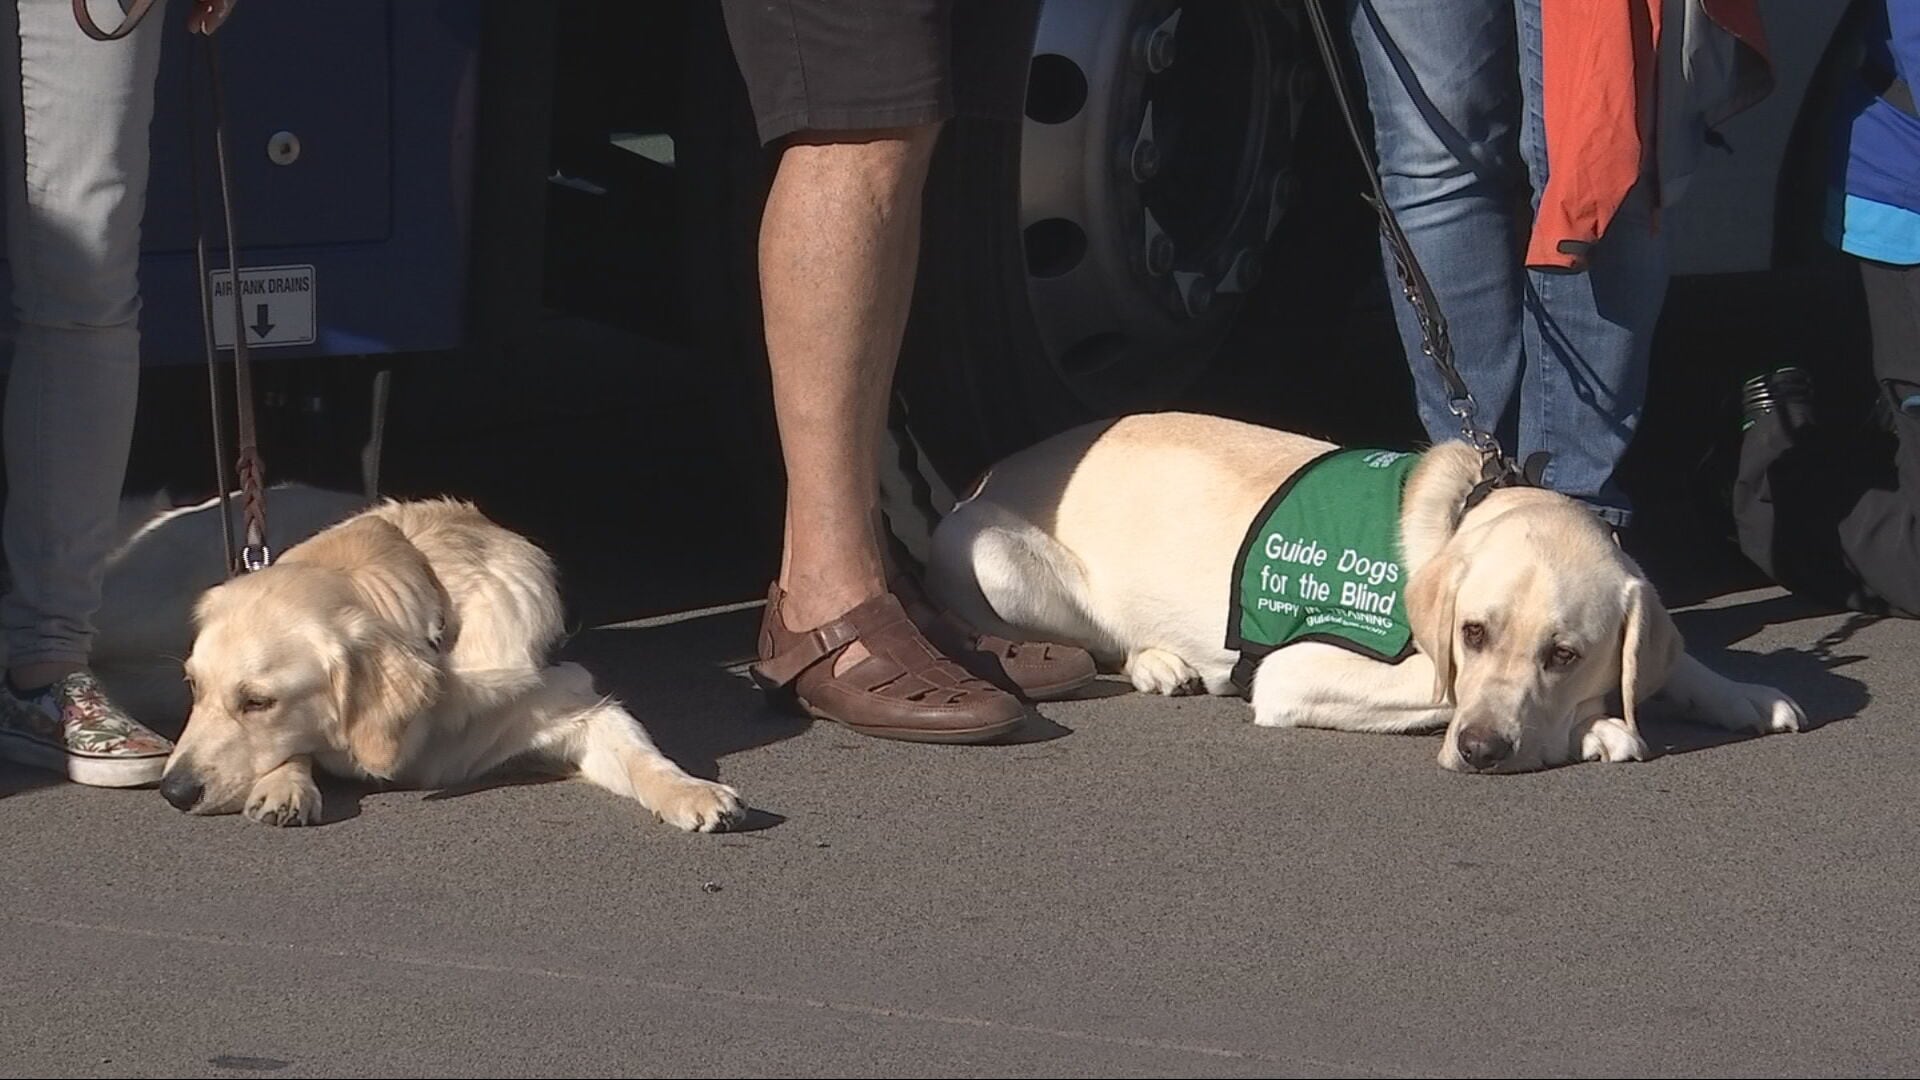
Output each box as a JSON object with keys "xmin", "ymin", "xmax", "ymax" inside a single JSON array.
[
  {"xmin": 748, "ymin": 583, "xmax": 1027, "ymax": 743},
  {"xmin": 889, "ymin": 572, "xmax": 1097, "ymax": 701}
]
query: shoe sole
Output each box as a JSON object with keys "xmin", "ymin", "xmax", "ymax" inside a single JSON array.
[
  {"xmin": 760, "ymin": 690, "xmax": 1026, "ymax": 745},
  {"xmin": 1011, "ymin": 670, "xmax": 1099, "ymax": 702},
  {"xmin": 805, "ymin": 703, "xmax": 1026, "ymax": 744},
  {"xmin": 0, "ymin": 728, "xmax": 168, "ymax": 787}
]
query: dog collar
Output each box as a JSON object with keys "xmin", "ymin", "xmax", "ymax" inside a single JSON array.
[{"xmin": 1461, "ymin": 449, "xmax": 1551, "ymax": 514}]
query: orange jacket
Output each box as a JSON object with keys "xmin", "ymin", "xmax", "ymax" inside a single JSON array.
[{"xmin": 1529, "ymin": 0, "xmax": 1775, "ymax": 271}]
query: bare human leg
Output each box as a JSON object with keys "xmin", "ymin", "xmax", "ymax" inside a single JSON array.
[
  {"xmin": 759, "ymin": 127, "xmax": 938, "ymax": 672},
  {"xmin": 747, "ymin": 126, "xmax": 1028, "ymax": 742}
]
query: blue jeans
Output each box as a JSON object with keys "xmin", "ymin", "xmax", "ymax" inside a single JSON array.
[{"xmin": 1347, "ymin": 0, "xmax": 1670, "ymax": 526}]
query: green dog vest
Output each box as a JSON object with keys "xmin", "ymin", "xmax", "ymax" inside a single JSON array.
[{"xmin": 1226, "ymin": 447, "xmax": 1420, "ymax": 692}]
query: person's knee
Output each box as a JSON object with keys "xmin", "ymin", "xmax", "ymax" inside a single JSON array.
[
  {"xmin": 1350, "ymin": 1, "xmax": 1520, "ymax": 196},
  {"xmin": 9, "ymin": 233, "xmax": 142, "ymax": 332},
  {"xmin": 13, "ymin": 276, "xmax": 140, "ymax": 334},
  {"xmin": 783, "ymin": 122, "xmax": 944, "ymax": 172},
  {"xmin": 774, "ymin": 122, "xmax": 946, "ymax": 211}
]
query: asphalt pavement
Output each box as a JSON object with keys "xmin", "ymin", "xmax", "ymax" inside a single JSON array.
[{"xmin": 4, "ymin": 571, "xmax": 1916, "ymax": 1077}]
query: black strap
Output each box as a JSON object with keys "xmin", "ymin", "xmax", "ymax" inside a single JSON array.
[
  {"xmin": 199, "ymin": 36, "xmax": 271, "ymax": 574},
  {"xmin": 1302, "ymin": 3, "xmax": 1478, "ymax": 444},
  {"xmin": 1863, "ymin": 59, "xmax": 1917, "ymax": 118},
  {"xmin": 184, "ymin": 32, "xmax": 251, "ymax": 573},
  {"xmin": 82, "ymin": 1, "xmax": 269, "ymax": 574}
]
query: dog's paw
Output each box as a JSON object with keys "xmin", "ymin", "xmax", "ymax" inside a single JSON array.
[
  {"xmin": 1728, "ymin": 682, "xmax": 1807, "ymax": 734},
  {"xmin": 650, "ymin": 777, "xmax": 745, "ymax": 833},
  {"xmin": 244, "ymin": 771, "xmax": 321, "ymax": 827},
  {"xmin": 1664, "ymin": 656, "xmax": 1808, "ymax": 735},
  {"xmin": 1577, "ymin": 716, "xmax": 1647, "ymax": 764},
  {"xmin": 1126, "ymin": 648, "xmax": 1201, "ymax": 696}
]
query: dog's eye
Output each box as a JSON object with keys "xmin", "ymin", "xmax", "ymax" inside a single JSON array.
[
  {"xmin": 240, "ymin": 695, "xmax": 276, "ymax": 713},
  {"xmin": 1546, "ymin": 645, "xmax": 1581, "ymax": 670},
  {"xmin": 1460, "ymin": 622, "xmax": 1487, "ymax": 649}
]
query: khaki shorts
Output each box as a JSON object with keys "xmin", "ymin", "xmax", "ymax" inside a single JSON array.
[{"xmin": 720, "ymin": 0, "xmax": 1018, "ymax": 145}]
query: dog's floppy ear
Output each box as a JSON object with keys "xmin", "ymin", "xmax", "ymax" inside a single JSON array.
[
  {"xmin": 1618, "ymin": 576, "xmax": 1682, "ymax": 735},
  {"xmin": 1398, "ymin": 441, "xmax": 1482, "ymax": 574},
  {"xmin": 1405, "ymin": 550, "xmax": 1463, "ymax": 705},
  {"xmin": 285, "ymin": 513, "xmax": 447, "ymax": 650},
  {"xmin": 330, "ymin": 615, "xmax": 441, "ymax": 779}
]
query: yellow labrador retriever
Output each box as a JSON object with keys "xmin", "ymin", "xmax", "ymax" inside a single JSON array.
[
  {"xmin": 155, "ymin": 497, "xmax": 743, "ymax": 829},
  {"xmin": 925, "ymin": 412, "xmax": 1806, "ymax": 772}
]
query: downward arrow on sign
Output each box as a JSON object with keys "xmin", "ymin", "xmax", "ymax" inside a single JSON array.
[{"xmin": 250, "ymin": 303, "xmax": 274, "ymax": 339}]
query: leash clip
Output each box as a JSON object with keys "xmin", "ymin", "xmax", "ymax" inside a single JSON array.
[{"xmin": 240, "ymin": 543, "xmax": 272, "ymax": 573}]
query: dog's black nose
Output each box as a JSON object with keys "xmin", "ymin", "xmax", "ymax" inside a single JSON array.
[
  {"xmin": 159, "ymin": 773, "xmax": 204, "ymax": 811},
  {"xmin": 1456, "ymin": 728, "xmax": 1513, "ymax": 771}
]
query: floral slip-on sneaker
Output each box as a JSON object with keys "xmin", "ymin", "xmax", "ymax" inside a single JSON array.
[{"xmin": 0, "ymin": 669, "xmax": 172, "ymax": 787}]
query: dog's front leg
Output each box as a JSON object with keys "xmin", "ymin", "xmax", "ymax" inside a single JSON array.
[
  {"xmin": 1249, "ymin": 642, "xmax": 1450, "ymax": 734},
  {"xmin": 1653, "ymin": 653, "xmax": 1807, "ymax": 735},
  {"xmin": 244, "ymin": 756, "xmax": 321, "ymax": 827},
  {"xmin": 526, "ymin": 663, "xmax": 744, "ymax": 832},
  {"xmin": 577, "ymin": 707, "xmax": 745, "ymax": 833}
]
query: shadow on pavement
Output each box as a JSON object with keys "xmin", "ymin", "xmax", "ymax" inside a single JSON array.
[
  {"xmin": 560, "ymin": 604, "xmax": 807, "ymax": 779},
  {"xmin": 1644, "ymin": 595, "xmax": 1879, "ymax": 760},
  {"xmin": 0, "ymin": 761, "xmax": 64, "ymax": 801}
]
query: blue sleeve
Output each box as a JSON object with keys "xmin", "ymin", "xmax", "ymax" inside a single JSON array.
[{"xmin": 1827, "ymin": 2, "xmax": 1920, "ymax": 262}]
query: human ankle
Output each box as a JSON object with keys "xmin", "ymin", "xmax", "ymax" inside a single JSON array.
[{"xmin": 779, "ymin": 571, "xmax": 886, "ymax": 633}]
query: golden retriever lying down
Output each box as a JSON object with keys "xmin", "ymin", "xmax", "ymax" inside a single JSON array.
[
  {"xmin": 100, "ymin": 490, "xmax": 742, "ymax": 830},
  {"xmin": 926, "ymin": 412, "xmax": 1808, "ymax": 773}
]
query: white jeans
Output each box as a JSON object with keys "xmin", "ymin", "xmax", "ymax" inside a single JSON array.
[{"xmin": 0, "ymin": 0, "xmax": 168, "ymax": 668}]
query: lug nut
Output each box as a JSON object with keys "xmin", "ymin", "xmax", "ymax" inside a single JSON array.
[
  {"xmin": 1141, "ymin": 9, "xmax": 1181, "ymax": 74},
  {"xmin": 1147, "ymin": 26, "xmax": 1176, "ymax": 72},
  {"xmin": 1181, "ymin": 274, "xmax": 1213, "ymax": 317},
  {"xmin": 1234, "ymin": 250, "xmax": 1262, "ymax": 290},
  {"xmin": 1131, "ymin": 138, "xmax": 1160, "ymax": 182},
  {"xmin": 1147, "ymin": 232, "xmax": 1174, "ymax": 275}
]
